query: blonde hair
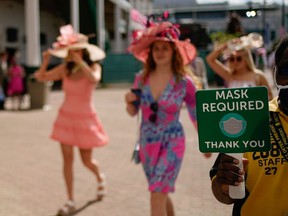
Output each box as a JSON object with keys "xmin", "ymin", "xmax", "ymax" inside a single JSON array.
[
  {"xmin": 185, "ymin": 65, "xmax": 203, "ymax": 90},
  {"xmin": 229, "ymin": 47, "xmax": 257, "ymax": 74}
]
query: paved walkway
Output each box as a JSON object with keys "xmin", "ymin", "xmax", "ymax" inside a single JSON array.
[{"xmin": 0, "ymin": 86, "xmax": 234, "ymax": 216}]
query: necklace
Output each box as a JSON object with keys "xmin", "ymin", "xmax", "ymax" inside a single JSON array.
[{"xmin": 71, "ymin": 64, "xmax": 82, "ymax": 74}]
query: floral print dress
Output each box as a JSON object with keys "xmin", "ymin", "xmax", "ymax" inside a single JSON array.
[{"xmin": 132, "ymin": 73, "xmax": 197, "ymax": 193}]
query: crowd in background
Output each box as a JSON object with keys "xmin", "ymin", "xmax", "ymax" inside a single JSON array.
[{"xmin": 0, "ymin": 50, "xmax": 26, "ymax": 111}]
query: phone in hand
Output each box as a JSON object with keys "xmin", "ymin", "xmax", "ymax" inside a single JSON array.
[{"xmin": 130, "ymin": 88, "xmax": 142, "ymax": 108}]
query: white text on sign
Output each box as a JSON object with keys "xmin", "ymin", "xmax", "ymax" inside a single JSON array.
[
  {"xmin": 216, "ymin": 89, "xmax": 248, "ymax": 100},
  {"xmin": 202, "ymin": 89, "xmax": 264, "ymax": 112},
  {"xmin": 205, "ymin": 140, "xmax": 266, "ymax": 149}
]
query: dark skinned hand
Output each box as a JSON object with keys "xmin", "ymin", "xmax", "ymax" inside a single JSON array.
[{"xmin": 215, "ymin": 154, "xmax": 248, "ymax": 194}]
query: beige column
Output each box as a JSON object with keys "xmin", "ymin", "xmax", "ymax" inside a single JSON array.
[
  {"xmin": 96, "ymin": 0, "xmax": 105, "ymax": 50},
  {"xmin": 114, "ymin": 5, "xmax": 121, "ymax": 52},
  {"xmin": 24, "ymin": 0, "xmax": 40, "ymax": 66},
  {"xmin": 71, "ymin": 0, "xmax": 80, "ymax": 32}
]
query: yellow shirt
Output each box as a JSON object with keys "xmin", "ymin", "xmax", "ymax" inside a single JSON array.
[{"xmin": 242, "ymin": 97, "xmax": 288, "ymax": 216}]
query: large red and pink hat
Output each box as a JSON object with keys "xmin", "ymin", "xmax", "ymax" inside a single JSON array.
[
  {"xmin": 49, "ymin": 24, "xmax": 105, "ymax": 61},
  {"xmin": 128, "ymin": 21, "xmax": 196, "ymax": 65}
]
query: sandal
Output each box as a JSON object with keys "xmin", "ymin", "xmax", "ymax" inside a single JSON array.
[
  {"xmin": 57, "ymin": 200, "xmax": 76, "ymax": 216},
  {"xmin": 97, "ymin": 173, "xmax": 106, "ymax": 200}
]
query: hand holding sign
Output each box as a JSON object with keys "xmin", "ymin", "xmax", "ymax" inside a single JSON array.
[
  {"xmin": 213, "ymin": 153, "xmax": 248, "ymax": 199},
  {"xmin": 196, "ymin": 87, "xmax": 270, "ymax": 199},
  {"xmin": 226, "ymin": 153, "xmax": 245, "ymax": 199}
]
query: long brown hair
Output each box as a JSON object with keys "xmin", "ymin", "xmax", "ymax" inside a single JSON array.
[
  {"xmin": 141, "ymin": 41, "xmax": 188, "ymax": 82},
  {"xmin": 66, "ymin": 48, "xmax": 94, "ymax": 76}
]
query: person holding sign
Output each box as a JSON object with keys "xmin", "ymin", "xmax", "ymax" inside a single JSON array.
[
  {"xmin": 206, "ymin": 39, "xmax": 273, "ymax": 100},
  {"xmin": 209, "ymin": 35, "xmax": 288, "ymax": 216},
  {"xmin": 125, "ymin": 19, "xmax": 211, "ymax": 216}
]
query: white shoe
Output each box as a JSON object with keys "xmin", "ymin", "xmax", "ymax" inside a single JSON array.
[
  {"xmin": 97, "ymin": 173, "xmax": 106, "ymax": 200},
  {"xmin": 57, "ymin": 200, "xmax": 76, "ymax": 216}
]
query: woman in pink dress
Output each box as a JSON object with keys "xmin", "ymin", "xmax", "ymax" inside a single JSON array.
[
  {"xmin": 35, "ymin": 25, "xmax": 109, "ymax": 216},
  {"xmin": 7, "ymin": 58, "xmax": 25, "ymax": 110},
  {"xmin": 125, "ymin": 20, "xmax": 211, "ymax": 216}
]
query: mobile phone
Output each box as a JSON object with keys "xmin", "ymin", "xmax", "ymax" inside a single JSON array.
[{"xmin": 130, "ymin": 88, "xmax": 142, "ymax": 108}]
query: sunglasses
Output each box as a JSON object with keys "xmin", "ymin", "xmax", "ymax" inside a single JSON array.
[
  {"xmin": 149, "ymin": 102, "xmax": 158, "ymax": 123},
  {"xmin": 229, "ymin": 56, "xmax": 243, "ymax": 62}
]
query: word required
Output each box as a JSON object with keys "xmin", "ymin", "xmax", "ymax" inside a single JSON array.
[{"xmin": 202, "ymin": 89, "xmax": 264, "ymax": 112}]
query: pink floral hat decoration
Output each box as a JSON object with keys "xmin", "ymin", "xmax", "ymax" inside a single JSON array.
[
  {"xmin": 49, "ymin": 24, "xmax": 105, "ymax": 61},
  {"xmin": 128, "ymin": 21, "xmax": 196, "ymax": 65}
]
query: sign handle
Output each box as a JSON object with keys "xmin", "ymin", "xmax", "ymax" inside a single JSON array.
[{"xmin": 227, "ymin": 153, "xmax": 245, "ymax": 199}]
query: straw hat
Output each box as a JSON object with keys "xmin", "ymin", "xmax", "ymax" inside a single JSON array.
[
  {"xmin": 128, "ymin": 21, "xmax": 196, "ymax": 65},
  {"xmin": 49, "ymin": 24, "xmax": 105, "ymax": 61}
]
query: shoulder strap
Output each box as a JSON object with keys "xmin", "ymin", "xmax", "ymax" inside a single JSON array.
[
  {"xmin": 254, "ymin": 72, "xmax": 259, "ymax": 85},
  {"xmin": 138, "ymin": 78, "xmax": 143, "ymax": 89},
  {"xmin": 132, "ymin": 100, "xmax": 141, "ymax": 158},
  {"xmin": 269, "ymin": 111, "xmax": 288, "ymax": 161},
  {"xmin": 136, "ymin": 70, "xmax": 144, "ymax": 89}
]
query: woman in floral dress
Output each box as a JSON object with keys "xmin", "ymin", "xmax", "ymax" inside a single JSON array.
[{"xmin": 125, "ymin": 21, "xmax": 211, "ymax": 216}]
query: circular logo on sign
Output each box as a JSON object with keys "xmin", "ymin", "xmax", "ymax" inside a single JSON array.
[{"xmin": 219, "ymin": 113, "xmax": 247, "ymax": 138}]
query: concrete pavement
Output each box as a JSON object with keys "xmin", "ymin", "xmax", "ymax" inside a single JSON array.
[{"xmin": 1, "ymin": 87, "xmax": 234, "ymax": 216}]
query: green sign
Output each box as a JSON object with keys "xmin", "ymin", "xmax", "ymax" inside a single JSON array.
[{"xmin": 196, "ymin": 87, "xmax": 271, "ymax": 153}]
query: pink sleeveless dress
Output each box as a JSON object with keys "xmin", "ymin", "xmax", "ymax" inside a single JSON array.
[
  {"xmin": 7, "ymin": 65, "xmax": 24, "ymax": 96},
  {"xmin": 50, "ymin": 75, "xmax": 109, "ymax": 149}
]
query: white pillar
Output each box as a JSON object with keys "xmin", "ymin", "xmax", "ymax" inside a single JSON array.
[
  {"xmin": 135, "ymin": 0, "xmax": 141, "ymax": 10},
  {"xmin": 96, "ymin": 0, "xmax": 105, "ymax": 50},
  {"xmin": 24, "ymin": 0, "xmax": 40, "ymax": 67},
  {"xmin": 71, "ymin": 0, "xmax": 80, "ymax": 32},
  {"xmin": 130, "ymin": 0, "xmax": 135, "ymax": 8},
  {"xmin": 127, "ymin": 8, "xmax": 132, "ymax": 46},
  {"xmin": 114, "ymin": 5, "xmax": 121, "ymax": 53}
]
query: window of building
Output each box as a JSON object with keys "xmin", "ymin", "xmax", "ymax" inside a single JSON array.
[
  {"xmin": 6, "ymin": 27, "xmax": 18, "ymax": 42},
  {"xmin": 196, "ymin": 11, "xmax": 226, "ymax": 19}
]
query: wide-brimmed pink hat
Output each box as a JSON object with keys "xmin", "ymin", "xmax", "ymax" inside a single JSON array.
[
  {"xmin": 49, "ymin": 24, "xmax": 105, "ymax": 61},
  {"xmin": 128, "ymin": 21, "xmax": 196, "ymax": 65}
]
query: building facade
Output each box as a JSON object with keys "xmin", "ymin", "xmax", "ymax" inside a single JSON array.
[
  {"xmin": 152, "ymin": 0, "xmax": 285, "ymax": 49},
  {"xmin": 0, "ymin": 0, "xmax": 153, "ymax": 68}
]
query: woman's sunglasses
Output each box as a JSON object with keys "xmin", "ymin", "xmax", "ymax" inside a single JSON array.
[
  {"xmin": 149, "ymin": 102, "xmax": 158, "ymax": 123},
  {"xmin": 229, "ymin": 56, "xmax": 243, "ymax": 63}
]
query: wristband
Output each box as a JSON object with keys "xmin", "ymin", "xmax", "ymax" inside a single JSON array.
[
  {"xmin": 79, "ymin": 61, "xmax": 88, "ymax": 68},
  {"xmin": 211, "ymin": 175, "xmax": 217, "ymax": 183}
]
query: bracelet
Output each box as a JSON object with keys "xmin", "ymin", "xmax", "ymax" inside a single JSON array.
[
  {"xmin": 211, "ymin": 175, "xmax": 217, "ymax": 183},
  {"xmin": 79, "ymin": 61, "xmax": 88, "ymax": 69}
]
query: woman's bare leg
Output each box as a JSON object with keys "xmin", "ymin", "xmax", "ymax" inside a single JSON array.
[
  {"xmin": 151, "ymin": 192, "xmax": 167, "ymax": 216},
  {"xmin": 60, "ymin": 144, "xmax": 74, "ymax": 201},
  {"xmin": 79, "ymin": 148, "xmax": 103, "ymax": 181},
  {"xmin": 166, "ymin": 195, "xmax": 175, "ymax": 216},
  {"xmin": 12, "ymin": 96, "xmax": 18, "ymax": 110},
  {"xmin": 79, "ymin": 148, "xmax": 106, "ymax": 199}
]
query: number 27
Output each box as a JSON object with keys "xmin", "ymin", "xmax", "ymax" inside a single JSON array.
[{"xmin": 265, "ymin": 167, "xmax": 277, "ymax": 175}]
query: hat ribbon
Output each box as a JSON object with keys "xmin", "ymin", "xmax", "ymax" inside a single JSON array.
[{"xmin": 52, "ymin": 24, "xmax": 86, "ymax": 49}]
